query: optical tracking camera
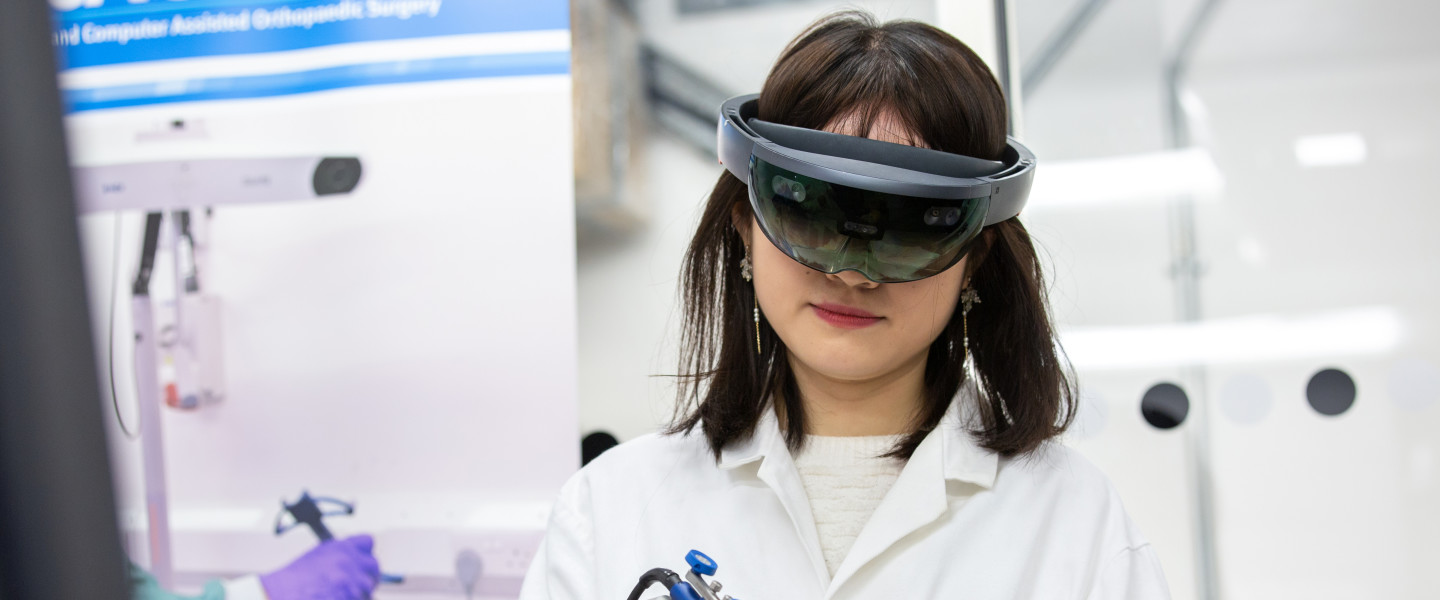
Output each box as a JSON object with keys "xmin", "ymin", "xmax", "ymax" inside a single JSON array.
[{"xmin": 72, "ymin": 156, "xmax": 363, "ymax": 213}]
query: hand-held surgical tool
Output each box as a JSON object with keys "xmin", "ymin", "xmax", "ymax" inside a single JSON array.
[
  {"xmin": 273, "ymin": 490, "xmax": 404, "ymax": 585},
  {"xmin": 626, "ymin": 550, "xmax": 738, "ymax": 600}
]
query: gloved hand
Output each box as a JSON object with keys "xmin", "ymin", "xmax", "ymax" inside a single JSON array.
[{"xmin": 260, "ymin": 535, "xmax": 380, "ymax": 600}]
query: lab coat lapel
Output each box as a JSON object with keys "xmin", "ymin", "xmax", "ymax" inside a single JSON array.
[
  {"xmin": 824, "ymin": 391, "xmax": 998, "ymax": 598},
  {"xmin": 823, "ymin": 425, "xmax": 948, "ymax": 597},
  {"xmin": 757, "ymin": 436, "xmax": 833, "ymax": 588},
  {"xmin": 719, "ymin": 410, "xmax": 832, "ymax": 589}
]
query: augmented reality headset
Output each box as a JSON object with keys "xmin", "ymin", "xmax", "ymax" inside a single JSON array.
[{"xmin": 717, "ymin": 94, "xmax": 1035, "ymax": 283}]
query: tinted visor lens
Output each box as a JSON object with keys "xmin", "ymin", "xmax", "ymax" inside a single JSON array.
[{"xmin": 749, "ymin": 156, "xmax": 990, "ymax": 283}]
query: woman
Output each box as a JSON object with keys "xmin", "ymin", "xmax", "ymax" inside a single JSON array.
[{"xmin": 521, "ymin": 11, "xmax": 1169, "ymax": 600}]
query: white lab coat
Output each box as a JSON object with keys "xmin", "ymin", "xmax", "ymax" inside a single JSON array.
[{"xmin": 520, "ymin": 393, "xmax": 1170, "ymax": 600}]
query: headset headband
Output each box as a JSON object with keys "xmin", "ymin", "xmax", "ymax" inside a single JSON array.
[{"xmin": 717, "ymin": 94, "xmax": 1035, "ymax": 226}]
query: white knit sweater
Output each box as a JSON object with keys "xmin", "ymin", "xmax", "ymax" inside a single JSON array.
[{"xmin": 792, "ymin": 434, "xmax": 908, "ymax": 576}]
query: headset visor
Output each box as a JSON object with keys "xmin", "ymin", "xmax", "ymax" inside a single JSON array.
[{"xmin": 749, "ymin": 155, "xmax": 990, "ymax": 283}]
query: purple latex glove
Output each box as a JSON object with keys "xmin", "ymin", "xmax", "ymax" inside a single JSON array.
[{"xmin": 260, "ymin": 535, "xmax": 381, "ymax": 600}]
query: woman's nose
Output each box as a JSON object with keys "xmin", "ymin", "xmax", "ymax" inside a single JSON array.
[{"xmin": 828, "ymin": 268, "xmax": 881, "ymax": 289}]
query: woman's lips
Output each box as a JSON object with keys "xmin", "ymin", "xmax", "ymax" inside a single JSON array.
[{"xmin": 811, "ymin": 303, "xmax": 883, "ymax": 329}]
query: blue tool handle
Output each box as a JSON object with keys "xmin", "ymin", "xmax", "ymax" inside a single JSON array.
[
  {"xmin": 380, "ymin": 573, "xmax": 404, "ymax": 584},
  {"xmin": 669, "ymin": 582, "xmax": 704, "ymax": 600}
]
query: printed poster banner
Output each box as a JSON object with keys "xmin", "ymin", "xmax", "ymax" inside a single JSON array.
[
  {"xmin": 52, "ymin": 0, "xmax": 568, "ymax": 68},
  {"xmin": 49, "ymin": 0, "xmax": 570, "ymax": 111}
]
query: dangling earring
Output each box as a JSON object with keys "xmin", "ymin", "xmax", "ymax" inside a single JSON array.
[
  {"xmin": 741, "ymin": 250, "xmax": 760, "ymax": 355},
  {"xmin": 753, "ymin": 305, "xmax": 762, "ymax": 356},
  {"xmin": 960, "ymin": 287, "xmax": 980, "ymax": 362}
]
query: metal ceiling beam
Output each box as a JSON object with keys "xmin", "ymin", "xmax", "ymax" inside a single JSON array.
[
  {"xmin": 1021, "ymin": 0, "xmax": 1112, "ymax": 98},
  {"xmin": 643, "ymin": 44, "xmax": 733, "ymax": 156}
]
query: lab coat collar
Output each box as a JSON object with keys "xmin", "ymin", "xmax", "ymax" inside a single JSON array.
[
  {"xmin": 717, "ymin": 384, "xmax": 999, "ymax": 489},
  {"xmin": 939, "ymin": 382, "xmax": 999, "ymax": 489},
  {"xmin": 719, "ymin": 406, "xmax": 832, "ymax": 586},
  {"xmin": 715, "ymin": 385, "xmax": 999, "ymax": 594},
  {"xmin": 716, "ymin": 407, "xmax": 775, "ymax": 470},
  {"xmin": 825, "ymin": 385, "xmax": 997, "ymax": 595}
]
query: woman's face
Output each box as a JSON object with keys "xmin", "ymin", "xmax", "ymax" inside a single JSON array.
[{"xmin": 746, "ymin": 111, "xmax": 969, "ymax": 385}]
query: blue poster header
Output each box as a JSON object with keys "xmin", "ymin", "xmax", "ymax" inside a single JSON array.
[{"xmin": 51, "ymin": 0, "xmax": 568, "ymax": 69}]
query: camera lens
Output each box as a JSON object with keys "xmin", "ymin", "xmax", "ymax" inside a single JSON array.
[
  {"xmin": 771, "ymin": 175, "xmax": 806, "ymax": 202},
  {"xmin": 923, "ymin": 206, "xmax": 961, "ymax": 227},
  {"xmin": 312, "ymin": 157, "xmax": 362, "ymax": 196}
]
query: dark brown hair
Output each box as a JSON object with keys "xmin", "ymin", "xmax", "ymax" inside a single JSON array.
[{"xmin": 669, "ymin": 11, "xmax": 1075, "ymax": 459}]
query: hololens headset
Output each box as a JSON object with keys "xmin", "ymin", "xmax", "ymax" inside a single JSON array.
[{"xmin": 717, "ymin": 94, "xmax": 1036, "ymax": 283}]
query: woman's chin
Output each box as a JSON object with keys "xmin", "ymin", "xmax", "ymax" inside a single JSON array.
[{"xmin": 790, "ymin": 350, "xmax": 897, "ymax": 383}]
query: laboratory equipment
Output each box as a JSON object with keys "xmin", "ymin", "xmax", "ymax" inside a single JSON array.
[
  {"xmin": 73, "ymin": 155, "xmax": 363, "ymax": 587},
  {"xmin": 627, "ymin": 550, "xmax": 738, "ymax": 600}
]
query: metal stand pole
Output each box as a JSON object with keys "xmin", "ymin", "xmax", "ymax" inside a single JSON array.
[
  {"xmin": 132, "ymin": 293, "xmax": 175, "ymax": 588},
  {"xmin": 993, "ymin": 0, "xmax": 1024, "ymax": 136},
  {"xmin": 1164, "ymin": 2, "xmax": 1226, "ymax": 598}
]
